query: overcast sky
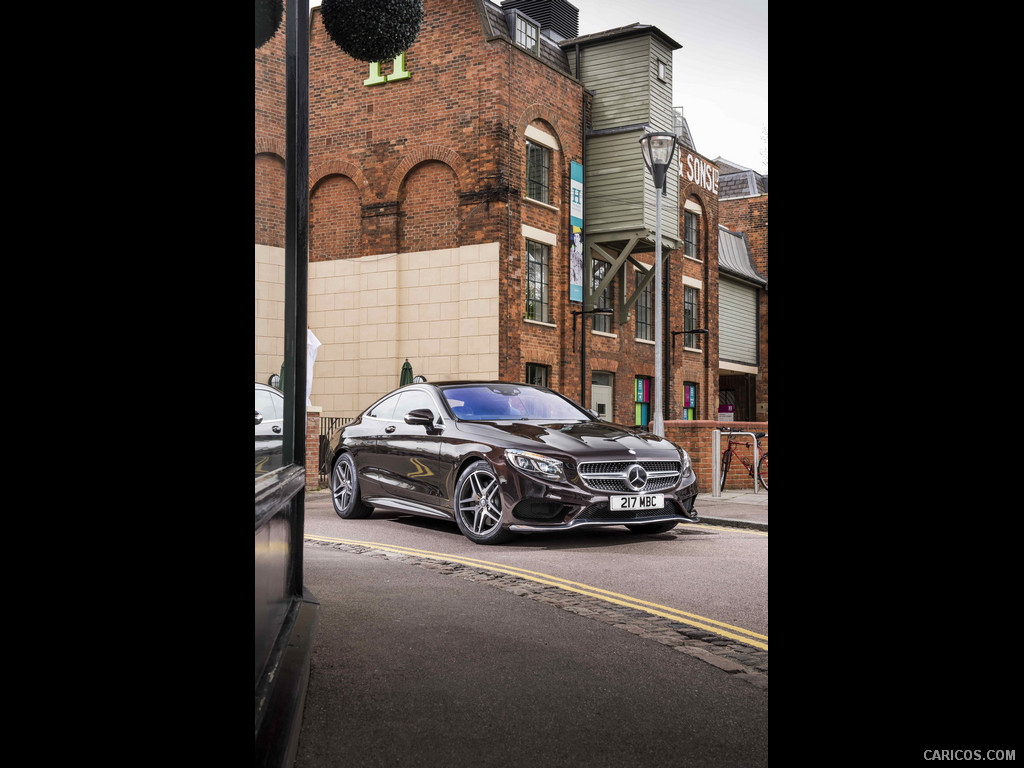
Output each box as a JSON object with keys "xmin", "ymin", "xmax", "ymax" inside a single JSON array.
[{"xmin": 574, "ymin": 0, "xmax": 768, "ymax": 173}]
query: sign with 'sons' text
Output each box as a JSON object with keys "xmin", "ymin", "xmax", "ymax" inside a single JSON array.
[{"xmin": 684, "ymin": 153, "xmax": 719, "ymax": 196}]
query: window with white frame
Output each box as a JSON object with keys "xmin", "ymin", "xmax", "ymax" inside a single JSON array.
[
  {"xmin": 684, "ymin": 285, "xmax": 699, "ymax": 347},
  {"xmin": 591, "ymin": 260, "xmax": 614, "ymax": 333},
  {"xmin": 525, "ymin": 239, "xmax": 551, "ymax": 322},
  {"xmin": 525, "ymin": 363, "xmax": 549, "ymax": 388},
  {"xmin": 526, "ymin": 140, "xmax": 551, "ymax": 204},
  {"xmin": 635, "ymin": 269, "xmax": 653, "ymax": 341},
  {"xmin": 515, "ymin": 14, "xmax": 539, "ymax": 54},
  {"xmin": 684, "ymin": 210, "xmax": 699, "ymax": 259}
]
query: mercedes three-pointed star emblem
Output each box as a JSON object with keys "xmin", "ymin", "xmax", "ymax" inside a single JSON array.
[{"xmin": 626, "ymin": 464, "xmax": 648, "ymax": 491}]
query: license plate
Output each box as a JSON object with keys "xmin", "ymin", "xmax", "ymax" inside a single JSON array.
[{"xmin": 610, "ymin": 494, "xmax": 664, "ymax": 510}]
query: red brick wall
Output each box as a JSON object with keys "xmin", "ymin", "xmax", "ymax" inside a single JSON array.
[
  {"xmin": 255, "ymin": 26, "xmax": 287, "ymax": 248},
  {"xmin": 309, "ymin": 173, "xmax": 362, "ymax": 261},
  {"xmin": 398, "ymin": 160, "xmax": 459, "ymax": 252},
  {"xmin": 664, "ymin": 419, "xmax": 768, "ymax": 492},
  {"xmin": 719, "ymin": 192, "xmax": 768, "ymax": 421},
  {"xmin": 305, "ymin": 411, "xmax": 321, "ymax": 491},
  {"xmin": 307, "ymin": 0, "xmax": 519, "ymax": 259}
]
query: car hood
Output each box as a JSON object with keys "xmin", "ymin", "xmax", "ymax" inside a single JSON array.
[{"xmin": 454, "ymin": 419, "xmax": 683, "ymax": 462}]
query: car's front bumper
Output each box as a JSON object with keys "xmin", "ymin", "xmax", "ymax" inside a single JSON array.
[{"xmin": 503, "ymin": 468, "xmax": 700, "ymax": 532}]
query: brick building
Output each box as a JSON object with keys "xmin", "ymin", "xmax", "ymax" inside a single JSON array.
[
  {"xmin": 256, "ymin": 0, "xmax": 736, "ymax": 429},
  {"xmin": 716, "ymin": 159, "xmax": 768, "ymax": 421}
]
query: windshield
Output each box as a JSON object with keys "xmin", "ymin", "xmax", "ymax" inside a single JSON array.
[{"xmin": 441, "ymin": 384, "xmax": 591, "ymax": 422}]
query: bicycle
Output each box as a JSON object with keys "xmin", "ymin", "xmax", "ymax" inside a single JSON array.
[{"xmin": 720, "ymin": 428, "xmax": 768, "ymax": 491}]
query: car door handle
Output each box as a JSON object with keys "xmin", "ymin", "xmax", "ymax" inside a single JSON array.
[
  {"xmin": 272, "ymin": 426, "xmax": 281, "ymax": 433},
  {"xmin": 385, "ymin": 425, "xmax": 396, "ymax": 433}
]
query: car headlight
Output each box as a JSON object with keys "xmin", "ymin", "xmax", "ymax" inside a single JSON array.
[
  {"xmin": 505, "ymin": 449, "xmax": 565, "ymax": 481},
  {"xmin": 679, "ymin": 448, "xmax": 692, "ymax": 477}
]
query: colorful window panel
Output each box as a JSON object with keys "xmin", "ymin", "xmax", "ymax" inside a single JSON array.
[
  {"xmin": 681, "ymin": 382, "xmax": 697, "ymax": 420},
  {"xmin": 635, "ymin": 376, "xmax": 652, "ymax": 427}
]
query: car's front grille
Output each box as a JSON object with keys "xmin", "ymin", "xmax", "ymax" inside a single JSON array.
[{"xmin": 577, "ymin": 460, "xmax": 683, "ymax": 493}]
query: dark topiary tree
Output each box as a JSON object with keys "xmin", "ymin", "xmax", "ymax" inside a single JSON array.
[
  {"xmin": 255, "ymin": 0, "xmax": 283, "ymax": 48},
  {"xmin": 320, "ymin": 0, "xmax": 424, "ymax": 62}
]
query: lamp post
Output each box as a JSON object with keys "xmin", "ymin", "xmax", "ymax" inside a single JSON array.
[
  {"xmin": 572, "ymin": 307, "xmax": 615, "ymax": 409},
  {"xmin": 639, "ymin": 131, "xmax": 678, "ymax": 437},
  {"xmin": 671, "ymin": 328, "xmax": 708, "ymax": 365}
]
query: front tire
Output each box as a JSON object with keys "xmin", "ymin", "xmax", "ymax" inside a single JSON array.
[
  {"xmin": 453, "ymin": 461, "xmax": 515, "ymax": 545},
  {"xmin": 720, "ymin": 450, "xmax": 731, "ymax": 491},
  {"xmin": 331, "ymin": 452, "xmax": 371, "ymax": 519},
  {"xmin": 757, "ymin": 453, "xmax": 768, "ymax": 491}
]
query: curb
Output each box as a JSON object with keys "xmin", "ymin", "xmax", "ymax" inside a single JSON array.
[{"xmin": 695, "ymin": 516, "xmax": 768, "ymax": 532}]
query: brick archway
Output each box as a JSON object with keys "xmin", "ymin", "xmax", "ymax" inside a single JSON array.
[
  {"xmin": 309, "ymin": 159, "xmax": 367, "ymax": 195},
  {"xmin": 255, "ymin": 137, "xmax": 286, "ymax": 159},
  {"xmin": 386, "ymin": 145, "xmax": 469, "ymax": 200},
  {"xmin": 515, "ymin": 106, "xmax": 566, "ymax": 151}
]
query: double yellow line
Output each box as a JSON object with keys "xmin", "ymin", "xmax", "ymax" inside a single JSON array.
[{"xmin": 305, "ymin": 535, "xmax": 768, "ymax": 652}]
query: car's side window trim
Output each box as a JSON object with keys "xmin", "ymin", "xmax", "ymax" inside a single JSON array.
[{"xmin": 370, "ymin": 388, "xmax": 451, "ymax": 424}]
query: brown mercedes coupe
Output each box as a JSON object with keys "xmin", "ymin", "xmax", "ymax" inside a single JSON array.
[{"xmin": 327, "ymin": 381, "xmax": 699, "ymax": 544}]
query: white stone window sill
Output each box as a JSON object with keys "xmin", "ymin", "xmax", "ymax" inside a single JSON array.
[{"xmin": 524, "ymin": 196, "xmax": 559, "ymax": 213}]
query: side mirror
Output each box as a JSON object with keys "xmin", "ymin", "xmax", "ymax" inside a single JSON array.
[
  {"xmin": 255, "ymin": 410, "xmax": 264, "ymax": 426},
  {"xmin": 404, "ymin": 408, "xmax": 436, "ymax": 429}
]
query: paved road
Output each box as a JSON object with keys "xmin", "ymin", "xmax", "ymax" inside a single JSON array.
[
  {"xmin": 304, "ymin": 489, "xmax": 769, "ymax": 640},
  {"xmin": 296, "ymin": 542, "xmax": 769, "ymax": 768}
]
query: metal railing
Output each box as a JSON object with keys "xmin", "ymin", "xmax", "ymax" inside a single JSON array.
[
  {"xmin": 711, "ymin": 428, "xmax": 767, "ymax": 497},
  {"xmin": 318, "ymin": 417, "xmax": 352, "ymax": 486}
]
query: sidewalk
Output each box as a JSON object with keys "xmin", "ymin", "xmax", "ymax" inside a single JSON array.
[{"xmin": 694, "ymin": 487, "xmax": 768, "ymax": 531}]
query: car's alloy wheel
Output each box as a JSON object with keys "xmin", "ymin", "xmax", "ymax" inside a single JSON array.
[
  {"xmin": 331, "ymin": 453, "xmax": 371, "ymax": 519},
  {"xmin": 454, "ymin": 461, "xmax": 514, "ymax": 544}
]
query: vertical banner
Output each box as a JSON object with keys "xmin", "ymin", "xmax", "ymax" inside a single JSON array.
[{"xmin": 569, "ymin": 161, "xmax": 584, "ymax": 302}]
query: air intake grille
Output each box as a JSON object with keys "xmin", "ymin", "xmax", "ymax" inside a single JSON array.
[
  {"xmin": 577, "ymin": 460, "xmax": 682, "ymax": 493},
  {"xmin": 578, "ymin": 500, "xmax": 687, "ymax": 523}
]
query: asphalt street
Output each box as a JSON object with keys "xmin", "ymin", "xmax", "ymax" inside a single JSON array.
[{"xmin": 292, "ymin": 489, "xmax": 768, "ymax": 767}]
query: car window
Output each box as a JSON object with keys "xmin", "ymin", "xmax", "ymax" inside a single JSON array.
[
  {"xmin": 442, "ymin": 385, "xmax": 588, "ymax": 421},
  {"xmin": 255, "ymin": 389, "xmax": 281, "ymax": 420},
  {"xmin": 367, "ymin": 394, "xmax": 399, "ymax": 420},
  {"xmin": 395, "ymin": 389, "xmax": 436, "ymax": 419}
]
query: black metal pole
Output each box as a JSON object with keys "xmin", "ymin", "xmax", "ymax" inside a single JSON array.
[
  {"xmin": 284, "ymin": 0, "xmax": 309, "ymax": 469},
  {"xmin": 580, "ymin": 313, "xmax": 587, "ymax": 407}
]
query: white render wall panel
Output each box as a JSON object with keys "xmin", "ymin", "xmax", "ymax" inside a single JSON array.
[{"xmin": 307, "ymin": 243, "xmax": 501, "ymax": 418}]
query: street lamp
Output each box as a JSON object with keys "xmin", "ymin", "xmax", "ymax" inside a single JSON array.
[
  {"xmin": 639, "ymin": 131, "xmax": 678, "ymax": 436},
  {"xmin": 572, "ymin": 307, "xmax": 614, "ymax": 409}
]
